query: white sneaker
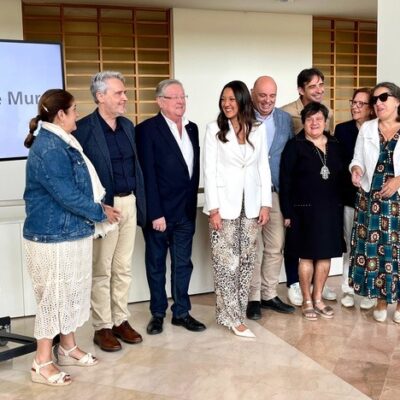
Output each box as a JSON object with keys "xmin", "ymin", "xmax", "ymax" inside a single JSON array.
[
  {"xmin": 322, "ymin": 285, "xmax": 337, "ymax": 301},
  {"xmin": 373, "ymin": 308, "xmax": 387, "ymax": 322},
  {"xmin": 288, "ymin": 282, "xmax": 303, "ymax": 306},
  {"xmin": 393, "ymin": 310, "xmax": 400, "ymax": 324},
  {"xmin": 341, "ymin": 293, "xmax": 355, "ymax": 308},
  {"xmin": 360, "ymin": 297, "xmax": 377, "ymax": 310}
]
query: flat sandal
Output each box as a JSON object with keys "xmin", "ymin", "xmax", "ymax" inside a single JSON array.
[
  {"xmin": 302, "ymin": 300, "xmax": 318, "ymax": 321},
  {"xmin": 314, "ymin": 299, "xmax": 334, "ymax": 319}
]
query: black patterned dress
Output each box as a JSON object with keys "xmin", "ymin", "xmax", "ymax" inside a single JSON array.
[{"xmin": 349, "ymin": 132, "xmax": 400, "ymax": 303}]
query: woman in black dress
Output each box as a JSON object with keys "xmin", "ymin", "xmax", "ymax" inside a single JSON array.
[{"xmin": 280, "ymin": 102, "xmax": 344, "ymax": 320}]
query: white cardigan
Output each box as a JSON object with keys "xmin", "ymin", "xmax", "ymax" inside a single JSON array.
[
  {"xmin": 350, "ymin": 118, "xmax": 400, "ymax": 194},
  {"xmin": 203, "ymin": 120, "xmax": 272, "ymax": 219}
]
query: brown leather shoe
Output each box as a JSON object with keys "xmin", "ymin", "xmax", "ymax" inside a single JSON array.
[
  {"xmin": 112, "ymin": 321, "xmax": 143, "ymax": 344},
  {"xmin": 93, "ymin": 328, "xmax": 121, "ymax": 352}
]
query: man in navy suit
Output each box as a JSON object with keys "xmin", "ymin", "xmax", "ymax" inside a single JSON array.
[
  {"xmin": 136, "ymin": 79, "xmax": 206, "ymax": 335},
  {"xmin": 247, "ymin": 76, "xmax": 295, "ymax": 319},
  {"xmin": 75, "ymin": 71, "xmax": 146, "ymax": 351}
]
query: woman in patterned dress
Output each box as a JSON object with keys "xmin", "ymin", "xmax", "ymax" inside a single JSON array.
[
  {"xmin": 349, "ymin": 82, "xmax": 400, "ymax": 323},
  {"xmin": 23, "ymin": 89, "xmax": 120, "ymax": 385},
  {"xmin": 203, "ymin": 81, "xmax": 272, "ymax": 337}
]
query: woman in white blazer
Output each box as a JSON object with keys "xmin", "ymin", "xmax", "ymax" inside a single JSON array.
[
  {"xmin": 349, "ymin": 82, "xmax": 400, "ymax": 324},
  {"xmin": 203, "ymin": 80, "xmax": 272, "ymax": 338}
]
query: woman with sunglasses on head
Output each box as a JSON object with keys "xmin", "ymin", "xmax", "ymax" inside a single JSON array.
[
  {"xmin": 334, "ymin": 88, "xmax": 375, "ymax": 309},
  {"xmin": 349, "ymin": 82, "xmax": 400, "ymax": 323}
]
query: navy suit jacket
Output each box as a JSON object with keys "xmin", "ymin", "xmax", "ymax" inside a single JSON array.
[
  {"xmin": 136, "ymin": 112, "xmax": 200, "ymax": 225},
  {"xmin": 334, "ymin": 119, "xmax": 359, "ymax": 207},
  {"xmin": 74, "ymin": 110, "xmax": 146, "ymax": 227},
  {"xmin": 269, "ymin": 108, "xmax": 294, "ymax": 191}
]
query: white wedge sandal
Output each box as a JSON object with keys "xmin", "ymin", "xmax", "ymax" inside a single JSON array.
[
  {"xmin": 53, "ymin": 344, "xmax": 98, "ymax": 367},
  {"xmin": 31, "ymin": 359, "xmax": 71, "ymax": 386}
]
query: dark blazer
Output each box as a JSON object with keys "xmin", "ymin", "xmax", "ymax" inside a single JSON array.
[
  {"xmin": 74, "ymin": 110, "xmax": 146, "ymax": 227},
  {"xmin": 334, "ymin": 119, "xmax": 359, "ymax": 207},
  {"xmin": 136, "ymin": 112, "xmax": 200, "ymax": 225}
]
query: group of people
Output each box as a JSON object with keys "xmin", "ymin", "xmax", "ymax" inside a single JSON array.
[
  {"xmin": 23, "ymin": 74, "xmax": 205, "ymax": 386},
  {"xmin": 22, "ymin": 68, "xmax": 400, "ymax": 386}
]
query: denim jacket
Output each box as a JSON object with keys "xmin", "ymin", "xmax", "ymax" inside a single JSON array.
[{"xmin": 23, "ymin": 127, "xmax": 106, "ymax": 243}]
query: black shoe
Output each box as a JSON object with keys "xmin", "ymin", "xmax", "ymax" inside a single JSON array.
[
  {"xmin": 246, "ymin": 301, "xmax": 262, "ymax": 320},
  {"xmin": 146, "ymin": 316, "xmax": 164, "ymax": 335},
  {"xmin": 261, "ymin": 296, "xmax": 295, "ymax": 314},
  {"xmin": 171, "ymin": 314, "xmax": 206, "ymax": 332}
]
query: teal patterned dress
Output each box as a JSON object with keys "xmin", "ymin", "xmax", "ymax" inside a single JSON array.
[{"xmin": 349, "ymin": 132, "xmax": 400, "ymax": 303}]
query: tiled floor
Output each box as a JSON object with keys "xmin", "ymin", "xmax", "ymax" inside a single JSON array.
[{"xmin": 0, "ymin": 276, "xmax": 398, "ymax": 399}]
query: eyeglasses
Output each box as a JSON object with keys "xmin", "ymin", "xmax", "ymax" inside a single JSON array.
[
  {"xmin": 160, "ymin": 95, "xmax": 188, "ymax": 101},
  {"xmin": 371, "ymin": 92, "xmax": 395, "ymax": 105},
  {"xmin": 349, "ymin": 100, "xmax": 369, "ymax": 108}
]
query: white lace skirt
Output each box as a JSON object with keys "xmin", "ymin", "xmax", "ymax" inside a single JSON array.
[{"xmin": 24, "ymin": 237, "xmax": 93, "ymax": 339}]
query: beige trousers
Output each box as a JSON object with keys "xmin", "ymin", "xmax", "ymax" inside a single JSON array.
[
  {"xmin": 342, "ymin": 205, "xmax": 355, "ymax": 294},
  {"xmin": 91, "ymin": 194, "xmax": 137, "ymax": 330},
  {"xmin": 249, "ymin": 192, "xmax": 285, "ymax": 301}
]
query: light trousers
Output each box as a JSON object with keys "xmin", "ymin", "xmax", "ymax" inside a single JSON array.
[
  {"xmin": 342, "ymin": 205, "xmax": 355, "ymax": 294},
  {"xmin": 249, "ymin": 192, "xmax": 285, "ymax": 301},
  {"xmin": 91, "ymin": 194, "xmax": 137, "ymax": 330}
]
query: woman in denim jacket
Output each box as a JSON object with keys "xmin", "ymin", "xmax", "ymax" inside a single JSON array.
[{"xmin": 23, "ymin": 89, "xmax": 120, "ymax": 386}]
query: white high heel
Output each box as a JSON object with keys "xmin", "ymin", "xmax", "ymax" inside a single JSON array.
[{"xmin": 231, "ymin": 325, "xmax": 256, "ymax": 338}]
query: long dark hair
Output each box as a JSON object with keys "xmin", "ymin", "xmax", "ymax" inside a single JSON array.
[
  {"xmin": 24, "ymin": 89, "xmax": 74, "ymax": 148},
  {"xmin": 216, "ymin": 80, "xmax": 257, "ymax": 146}
]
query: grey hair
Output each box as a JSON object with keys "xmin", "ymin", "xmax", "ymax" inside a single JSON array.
[
  {"xmin": 90, "ymin": 71, "xmax": 125, "ymax": 104},
  {"xmin": 155, "ymin": 79, "xmax": 183, "ymax": 97}
]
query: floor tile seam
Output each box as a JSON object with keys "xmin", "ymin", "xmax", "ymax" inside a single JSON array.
[{"xmin": 249, "ymin": 318, "xmax": 375, "ymax": 399}]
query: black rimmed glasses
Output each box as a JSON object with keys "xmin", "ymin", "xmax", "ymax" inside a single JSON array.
[
  {"xmin": 161, "ymin": 95, "xmax": 188, "ymax": 101},
  {"xmin": 349, "ymin": 100, "xmax": 369, "ymax": 108},
  {"xmin": 371, "ymin": 92, "xmax": 395, "ymax": 105}
]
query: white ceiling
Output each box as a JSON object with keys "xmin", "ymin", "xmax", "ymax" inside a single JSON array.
[{"xmin": 23, "ymin": 0, "xmax": 377, "ymax": 20}]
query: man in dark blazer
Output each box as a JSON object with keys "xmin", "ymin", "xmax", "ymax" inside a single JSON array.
[
  {"xmin": 136, "ymin": 79, "xmax": 206, "ymax": 335},
  {"xmin": 75, "ymin": 71, "xmax": 146, "ymax": 351},
  {"xmin": 247, "ymin": 76, "xmax": 295, "ymax": 320}
]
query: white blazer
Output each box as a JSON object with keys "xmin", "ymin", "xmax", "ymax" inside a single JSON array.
[
  {"xmin": 350, "ymin": 118, "xmax": 400, "ymax": 194},
  {"xmin": 203, "ymin": 120, "xmax": 272, "ymax": 219}
]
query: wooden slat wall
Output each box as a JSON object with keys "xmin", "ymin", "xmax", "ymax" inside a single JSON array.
[
  {"xmin": 313, "ymin": 17, "xmax": 377, "ymax": 126},
  {"xmin": 23, "ymin": 2, "xmax": 171, "ymax": 123}
]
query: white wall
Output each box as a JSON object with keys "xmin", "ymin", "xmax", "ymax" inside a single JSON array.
[
  {"xmin": 0, "ymin": 0, "xmax": 22, "ymax": 40},
  {"xmin": 0, "ymin": 0, "xmax": 25, "ymax": 207},
  {"xmin": 172, "ymin": 8, "xmax": 312, "ymax": 157},
  {"xmin": 1, "ymin": 7, "xmax": 313, "ymax": 208},
  {"xmin": 377, "ymin": 0, "xmax": 400, "ymax": 85}
]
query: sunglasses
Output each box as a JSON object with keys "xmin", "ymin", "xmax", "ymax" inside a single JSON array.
[{"xmin": 371, "ymin": 92, "xmax": 395, "ymax": 105}]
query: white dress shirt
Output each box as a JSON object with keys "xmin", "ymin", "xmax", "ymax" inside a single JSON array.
[{"xmin": 162, "ymin": 113, "xmax": 194, "ymax": 178}]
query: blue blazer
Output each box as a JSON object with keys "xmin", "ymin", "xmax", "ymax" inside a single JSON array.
[
  {"xmin": 74, "ymin": 110, "xmax": 146, "ymax": 227},
  {"xmin": 136, "ymin": 112, "xmax": 200, "ymax": 225},
  {"xmin": 269, "ymin": 108, "xmax": 294, "ymax": 191}
]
